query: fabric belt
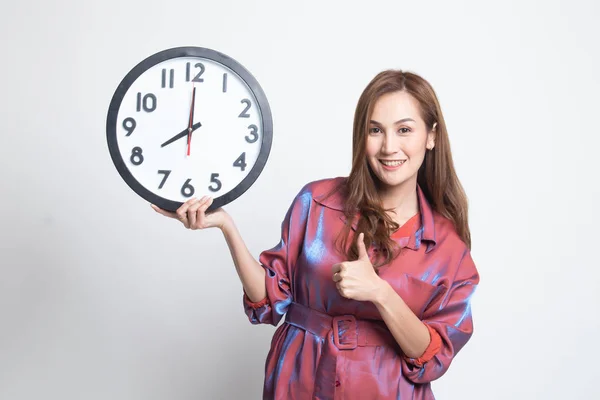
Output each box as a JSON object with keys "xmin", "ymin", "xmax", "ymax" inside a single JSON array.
[
  {"xmin": 284, "ymin": 302, "xmax": 399, "ymax": 398},
  {"xmin": 284, "ymin": 302, "xmax": 396, "ymax": 350}
]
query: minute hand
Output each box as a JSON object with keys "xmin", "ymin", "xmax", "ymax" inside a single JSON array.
[{"xmin": 161, "ymin": 122, "xmax": 202, "ymax": 148}]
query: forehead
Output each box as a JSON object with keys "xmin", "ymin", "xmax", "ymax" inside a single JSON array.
[{"xmin": 370, "ymin": 91, "xmax": 422, "ymax": 123}]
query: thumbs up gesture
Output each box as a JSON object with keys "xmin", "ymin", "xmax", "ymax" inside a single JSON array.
[{"xmin": 332, "ymin": 232, "xmax": 386, "ymax": 302}]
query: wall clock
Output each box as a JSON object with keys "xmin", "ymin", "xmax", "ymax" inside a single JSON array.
[{"xmin": 106, "ymin": 46, "xmax": 273, "ymax": 212}]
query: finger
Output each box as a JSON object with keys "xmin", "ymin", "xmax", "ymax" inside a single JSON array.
[
  {"xmin": 203, "ymin": 197, "xmax": 215, "ymax": 214},
  {"xmin": 332, "ymin": 263, "xmax": 342, "ymax": 275},
  {"xmin": 332, "ymin": 271, "xmax": 342, "ymax": 282},
  {"xmin": 179, "ymin": 202, "xmax": 197, "ymax": 229},
  {"xmin": 357, "ymin": 232, "xmax": 369, "ymax": 260},
  {"xmin": 196, "ymin": 196, "xmax": 213, "ymax": 227},
  {"xmin": 176, "ymin": 197, "xmax": 198, "ymax": 222},
  {"xmin": 187, "ymin": 197, "xmax": 207, "ymax": 228},
  {"xmin": 181, "ymin": 215, "xmax": 190, "ymax": 229},
  {"xmin": 198, "ymin": 196, "xmax": 213, "ymax": 213},
  {"xmin": 183, "ymin": 196, "xmax": 198, "ymax": 206}
]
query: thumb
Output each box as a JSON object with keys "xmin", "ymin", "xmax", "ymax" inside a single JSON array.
[{"xmin": 357, "ymin": 232, "xmax": 369, "ymax": 260}]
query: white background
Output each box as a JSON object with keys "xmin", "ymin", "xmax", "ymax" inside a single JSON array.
[{"xmin": 1, "ymin": 1, "xmax": 598, "ymax": 399}]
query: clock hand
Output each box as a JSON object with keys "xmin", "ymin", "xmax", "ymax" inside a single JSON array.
[
  {"xmin": 160, "ymin": 122, "xmax": 202, "ymax": 148},
  {"xmin": 187, "ymin": 85, "xmax": 197, "ymax": 156}
]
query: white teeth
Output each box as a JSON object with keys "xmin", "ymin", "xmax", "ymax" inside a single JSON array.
[{"xmin": 380, "ymin": 160, "xmax": 405, "ymax": 167}]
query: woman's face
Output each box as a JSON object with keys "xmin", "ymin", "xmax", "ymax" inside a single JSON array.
[{"xmin": 366, "ymin": 91, "xmax": 435, "ymax": 192}]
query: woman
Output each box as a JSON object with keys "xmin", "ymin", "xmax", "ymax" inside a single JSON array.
[{"xmin": 152, "ymin": 70, "xmax": 480, "ymax": 399}]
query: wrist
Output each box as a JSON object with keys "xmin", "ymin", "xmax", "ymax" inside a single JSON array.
[
  {"xmin": 373, "ymin": 278, "xmax": 393, "ymax": 306},
  {"xmin": 219, "ymin": 213, "xmax": 234, "ymax": 233}
]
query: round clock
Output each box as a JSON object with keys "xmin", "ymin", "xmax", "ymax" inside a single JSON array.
[{"xmin": 106, "ymin": 46, "xmax": 273, "ymax": 212}]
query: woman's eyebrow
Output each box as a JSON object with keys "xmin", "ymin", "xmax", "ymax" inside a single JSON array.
[{"xmin": 369, "ymin": 118, "xmax": 416, "ymax": 125}]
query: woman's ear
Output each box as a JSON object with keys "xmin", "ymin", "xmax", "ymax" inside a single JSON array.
[{"xmin": 427, "ymin": 122, "xmax": 437, "ymax": 150}]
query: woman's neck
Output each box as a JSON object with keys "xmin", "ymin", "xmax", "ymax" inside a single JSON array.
[{"xmin": 379, "ymin": 182, "xmax": 419, "ymax": 224}]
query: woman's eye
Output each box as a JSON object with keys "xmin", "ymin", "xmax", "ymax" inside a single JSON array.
[
  {"xmin": 369, "ymin": 127, "xmax": 381, "ymax": 134},
  {"xmin": 399, "ymin": 128, "xmax": 411, "ymax": 134}
]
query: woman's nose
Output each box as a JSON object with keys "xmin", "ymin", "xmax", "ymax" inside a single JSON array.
[{"xmin": 381, "ymin": 133, "xmax": 398, "ymax": 154}]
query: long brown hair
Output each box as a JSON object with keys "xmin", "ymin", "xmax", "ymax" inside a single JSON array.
[{"xmin": 335, "ymin": 70, "xmax": 471, "ymax": 267}]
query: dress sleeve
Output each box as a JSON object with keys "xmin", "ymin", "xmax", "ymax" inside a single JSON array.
[
  {"xmin": 402, "ymin": 324, "xmax": 443, "ymax": 367},
  {"xmin": 402, "ymin": 249, "xmax": 480, "ymax": 383},
  {"xmin": 243, "ymin": 186, "xmax": 311, "ymax": 326}
]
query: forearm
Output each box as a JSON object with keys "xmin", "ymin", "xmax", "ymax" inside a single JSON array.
[
  {"xmin": 220, "ymin": 215, "xmax": 266, "ymax": 303},
  {"xmin": 373, "ymin": 280, "xmax": 431, "ymax": 358}
]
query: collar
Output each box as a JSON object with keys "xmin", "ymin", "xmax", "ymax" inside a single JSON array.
[{"xmin": 313, "ymin": 181, "xmax": 437, "ymax": 252}]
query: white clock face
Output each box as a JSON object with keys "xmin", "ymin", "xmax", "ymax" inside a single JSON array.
[{"xmin": 113, "ymin": 55, "xmax": 266, "ymax": 206}]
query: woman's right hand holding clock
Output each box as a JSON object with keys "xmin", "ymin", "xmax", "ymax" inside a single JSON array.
[{"xmin": 151, "ymin": 197, "xmax": 230, "ymax": 231}]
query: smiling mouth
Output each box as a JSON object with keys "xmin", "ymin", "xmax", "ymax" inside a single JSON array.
[{"xmin": 379, "ymin": 159, "xmax": 406, "ymax": 167}]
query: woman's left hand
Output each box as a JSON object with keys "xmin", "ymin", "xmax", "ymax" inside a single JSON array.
[{"xmin": 332, "ymin": 232, "xmax": 386, "ymax": 303}]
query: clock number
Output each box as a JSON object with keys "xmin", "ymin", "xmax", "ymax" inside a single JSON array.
[
  {"xmin": 246, "ymin": 124, "xmax": 259, "ymax": 143},
  {"xmin": 130, "ymin": 147, "xmax": 144, "ymax": 166},
  {"xmin": 239, "ymin": 99, "xmax": 251, "ymax": 118},
  {"xmin": 123, "ymin": 117, "xmax": 136, "ymax": 136},
  {"xmin": 181, "ymin": 179, "xmax": 195, "ymax": 197},
  {"xmin": 209, "ymin": 173, "xmax": 222, "ymax": 192},
  {"xmin": 222, "ymin": 73, "xmax": 227, "ymax": 92},
  {"xmin": 161, "ymin": 69, "xmax": 174, "ymax": 88},
  {"xmin": 136, "ymin": 93, "xmax": 157, "ymax": 112},
  {"xmin": 186, "ymin": 62, "xmax": 205, "ymax": 82},
  {"xmin": 233, "ymin": 152, "xmax": 247, "ymax": 171},
  {"xmin": 157, "ymin": 170, "xmax": 171, "ymax": 189}
]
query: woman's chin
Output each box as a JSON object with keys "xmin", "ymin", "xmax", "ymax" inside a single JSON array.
[{"xmin": 373, "ymin": 169, "xmax": 416, "ymax": 190}]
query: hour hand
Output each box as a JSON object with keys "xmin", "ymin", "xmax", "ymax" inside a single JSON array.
[{"xmin": 161, "ymin": 122, "xmax": 202, "ymax": 148}]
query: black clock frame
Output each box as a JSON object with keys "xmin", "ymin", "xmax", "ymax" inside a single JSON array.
[{"xmin": 106, "ymin": 46, "xmax": 273, "ymax": 212}]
